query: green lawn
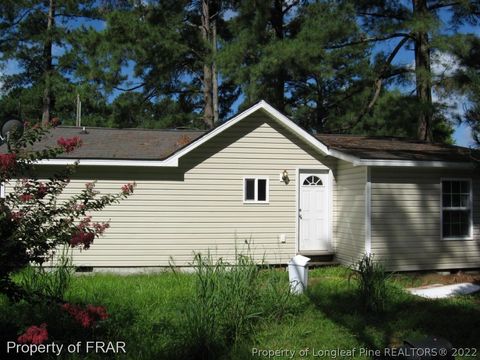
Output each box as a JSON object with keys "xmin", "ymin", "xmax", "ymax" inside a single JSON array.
[{"xmin": 1, "ymin": 266, "xmax": 479, "ymax": 359}]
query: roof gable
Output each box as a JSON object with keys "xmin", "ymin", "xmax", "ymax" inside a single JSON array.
[{"xmin": 161, "ymin": 100, "xmax": 330, "ymax": 166}]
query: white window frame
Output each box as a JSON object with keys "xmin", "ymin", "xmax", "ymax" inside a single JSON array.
[
  {"xmin": 243, "ymin": 177, "xmax": 269, "ymax": 204},
  {"xmin": 440, "ymin": 178, "xmax": 473, "ymax": 240},
  {"xmin": 0, "ymin": 182, "xmax": 4, "ymax": 198}
]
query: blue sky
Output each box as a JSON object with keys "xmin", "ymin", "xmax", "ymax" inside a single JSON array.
[{"xmin": 1, "ymin": 4, "xmax": 478, "ymax": 146}]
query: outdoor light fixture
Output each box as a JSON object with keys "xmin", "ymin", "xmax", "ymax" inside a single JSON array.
[{"xmin": 282, "ymin": 170, "xmax": 290, "ymax": 184}]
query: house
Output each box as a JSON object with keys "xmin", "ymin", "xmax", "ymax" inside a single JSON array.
[{"xmin": 2, "ymin": 101, "xmax": 480, "ymax": 271}]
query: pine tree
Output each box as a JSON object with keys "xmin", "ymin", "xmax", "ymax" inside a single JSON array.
[
  {"xmin": 218, "ymin": 0, "xmax": 375, "ymax": 132},
  {"xmin": 352, "ymin": 0, "xmax": 480, "ymax": 142},
  {"xmin": 449, "ymin": 35, "xmax": 480, "ymax": 143},
  {"xmin": 0, "ymin": 0, "xmax": 108, "ymax": 124},
  {"xmin": 77, "ymin": 0, "xmax": 234, "ymax": 129}
]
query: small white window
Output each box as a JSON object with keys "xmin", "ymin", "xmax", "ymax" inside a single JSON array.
[
  {"xmin": 0, "ymin": 183, "xmax": 4, "ymax": 198},
  {"xmin": 243, "ymin": 177, "xmax": 269, "ymax": 203},
  {"xmin": 441, "ymin": 179, "xmax": 472, "ymax": 240}
]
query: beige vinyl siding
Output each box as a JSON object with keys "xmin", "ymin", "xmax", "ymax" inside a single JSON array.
[
  {"xmin": 371, "ymin": 167, "xmax": 480, "ymax": 271},
  {"xmin": 9, "ymin": 114, "xmax": 335, "ymax": 267},
  {"xmin": 333, "ymin": 160, "xmax": 366, "ymax": 265}
]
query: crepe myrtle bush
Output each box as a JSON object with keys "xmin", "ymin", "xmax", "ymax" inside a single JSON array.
[{"xmin": 0, "ymin": 119, "xmax": 136, "ymax": 301}]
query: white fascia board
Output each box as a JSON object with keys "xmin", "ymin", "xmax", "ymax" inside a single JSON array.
[
  {"xmin": 327, "ymin": 149, "xmax": 474, "ymax": 169},
  {"xmin": 328, "ymin": 149, "xmax": 361, "ymax": 164},
  {"xmin": 37, "ymin": 158, "xmax": 178, "ymax": 167},
  {"xmin": 257, "ymin": 101, "xmax": 330, "ymax": 155},
  {"xmin": 354, "ymin": 159, "xmax": 475, "ymax": 168}
]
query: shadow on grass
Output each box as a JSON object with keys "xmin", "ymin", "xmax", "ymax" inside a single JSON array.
[{"xmin": 306, "ymin": 280, "xmax": 480, "ymax": 357}]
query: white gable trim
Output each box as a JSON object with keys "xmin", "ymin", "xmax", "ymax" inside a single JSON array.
[{"xmin": 161, "ymin": 100, "xmax": 330, "ymax": 166}]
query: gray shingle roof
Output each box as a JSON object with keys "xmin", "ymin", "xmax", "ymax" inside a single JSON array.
[
  {"xmin": 10, "ymin": 126, "xmax": 206, "ymax": 160},
  {"xmin": 1, "ymin": 125, "xmax": 478, "ymax": 164},
  {"xmin": 315, "ymin": 134, "xmax": 480, "ymax": 163}
]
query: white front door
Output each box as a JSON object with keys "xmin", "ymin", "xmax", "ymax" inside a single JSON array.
[{"xmin": 298, "ymin": 171, "xmax": 330, "ymax": 252}]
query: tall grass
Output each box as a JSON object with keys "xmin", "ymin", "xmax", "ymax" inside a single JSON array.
[
  {"xmin": 179, "ymin": 253, "xmax": 304, "ymax": 359},
  {"xmin": 351, "ymin": 253, "xmax": 391, "ymax": 313},
  {"xmin": 17, "ymin": 246, "xmax": 74, "ymax": 301}
]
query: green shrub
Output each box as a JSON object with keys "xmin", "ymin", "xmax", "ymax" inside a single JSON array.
[{"xmin": 351, "ymin": 253, "xmax": 390, "ymax": 313}]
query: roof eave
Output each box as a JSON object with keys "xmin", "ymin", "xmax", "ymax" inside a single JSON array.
[
  {"xmin": 37, "ymin": 158, "xmax": 179, "ymax": 167},
  {"xmin": 353, "ymin": 158, "xmax": 476, "ymax": 168},
  {"xmin": 328, "ymin": 149, "xmax": 476, "ymax": 168}
]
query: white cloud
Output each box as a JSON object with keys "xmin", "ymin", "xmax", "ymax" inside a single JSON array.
[
  {"xmin": 429, "ymin": 51, "xmax": 475, "ymax": 146},
  {"xmin": 431, "ymin": 51, "xmax": 464, "ymax": 78}
]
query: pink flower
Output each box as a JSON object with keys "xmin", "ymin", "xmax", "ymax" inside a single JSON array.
[
  {"xmin": 69, "ymin": 231, "xmax": 95, "ymax": 249},
  {"xmin": 9, "ymin": 211, "xmax": 24, "ymax": 222},
  {"xmin": 121, "ymin": 182, "xmax": 136, "ymax": 195},
  {"xmin": 19, "ymin": 193, "xmax": 33, "ymax": 202},
  {"xmin": 57, "ymin": 137, "xmax": 82, "ymax": 153},
  {"xmin": 68, "ymin": 216, "xmax": 110, "ymax": 249},
  {"xmin": 37, "ymin": 183, "xmax": 48, "ymax": 199},
  {"xmin": 78, "ymin": 216, "xmax": 92, "ymax": 229},
  {"xmin": 18, "ymin": 323, "xmax": 48, "ymax": 344},
  {"xmin": 61, "ymin": 303, "xmax": 109, "ymax": 328},
  {"xmin": 0, "ymin": 153, "xmax": 17, "ymax": 173},
  {"xmin": 71, "ymin": 203, "xmax": 86, "ymax": 212},
  {"xmin": 86, "ymin": 305, "xmax": 109, "ymax": 321},
  {"xmin": 93, "ymin": 222, "xmax": 110, "ymax": 235}
]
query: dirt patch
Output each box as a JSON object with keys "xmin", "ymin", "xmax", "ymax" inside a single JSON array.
[{"xmin": 395, "ymin": 271, "xmax": 480, "ymax": 287}]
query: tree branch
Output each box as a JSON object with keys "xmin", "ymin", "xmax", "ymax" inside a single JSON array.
[
  {"xmin": 325, "ymin": 32, "xmax": 414, "ymax": 50},
  {"xmin": 282, "ymin": 0, "xmax": 300, "ymax": 15},
  {"xmin": 333, "ymin": 35, "xmax": 412, "ymax": 132},
  {"xmin": 113, "ymin": 82, "xmax": 145, "ymax": 91},
  {"xmin": 427, "ymin": 1, "xmax": 461, "ymax": 11},
  {"xmin": 358, "ymin": 11, "xmax": 407, "ymax": 20}
]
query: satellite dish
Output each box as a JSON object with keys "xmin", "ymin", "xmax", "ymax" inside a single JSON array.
[{"xmin": 1, "ymin": 119, "xmax": 24, "ymax": 143}]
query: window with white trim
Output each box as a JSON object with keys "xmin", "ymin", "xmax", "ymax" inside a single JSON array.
[
  {"xmin": 441, "ymin": 179, "xmax": 472, "ymax": 239},
  {"xmin": 243, "ymin": 177, "xmax": 269, "ymax": 203},
  {"xmin": 0, "ymin": 183, "xmax": 4, "ymax": 198}
]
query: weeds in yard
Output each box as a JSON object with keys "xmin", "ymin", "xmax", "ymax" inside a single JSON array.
[
  {"xmin": 350, "ymin": 253, "xmax": 391, "ymax": 313},
  {"xmin": 179, "ymin": 253, "xmax": 304, "ymax": 359},
  {"xmin": 17, "ymin": 246, "xmax": 74, "ymax": 301}
]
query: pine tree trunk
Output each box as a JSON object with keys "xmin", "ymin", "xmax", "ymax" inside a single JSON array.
[
  {"xmin": 42, "ymin": 0, "xmax": 55, "ymax": 125},
  {"xmin": 270, "ymin": 0, "xmax": 285, "ymax": 112},
  {"xmin": 212, "ymin": 17, "xmax": 219, "ymax": 125},
  {"xmin": 201, "ymin": 0, "xmax": 214, "ymax": 129},
  {"xmin": 413, "ymin": 0, "xmax": 433, "ymax": 142}
]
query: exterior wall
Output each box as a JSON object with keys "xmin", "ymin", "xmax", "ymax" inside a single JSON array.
[
  {"xmin": 333, "ymin": 161, "xmax": 366, "ymax": 265},
  {"xmin": 371, "ymin": 167, "xmax": 480, "ymax": 271},
  {"xmin": 6, "ymin": 114, "xmax": 336, "ymax": 267}
]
